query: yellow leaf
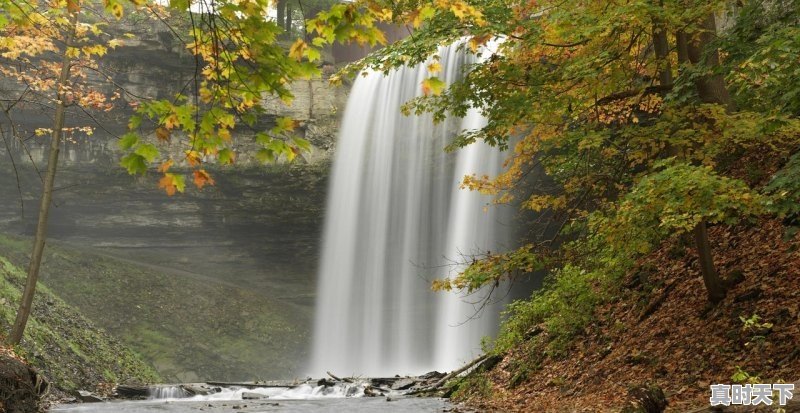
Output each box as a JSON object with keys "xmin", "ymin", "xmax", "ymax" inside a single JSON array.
[
  {"xmin": 185, "ymin": 150, "xmax": 202, "ymax": 166},
  {"xmin": 421, "ymin": 77, "xmax": 445, "ymax": 96},
  {"xmin": 289, "ymin": 39, "xmax": 307, "ymax": 61}
]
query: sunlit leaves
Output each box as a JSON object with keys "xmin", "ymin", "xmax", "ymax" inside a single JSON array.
[
  {"xmin": 594, "ymin": 161, "xmax": 764, "ymax": 258},
  {"xmin": 111, "ymin": 0, "xmax": 323, "ymax": 193}
]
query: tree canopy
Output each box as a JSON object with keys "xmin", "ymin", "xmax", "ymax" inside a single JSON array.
[{"xmin": 305, "ymin": 0, "xmax": 800, "ymax": 352}]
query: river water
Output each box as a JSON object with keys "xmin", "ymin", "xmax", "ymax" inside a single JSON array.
[
  {"xmin": 51, "ymin": 384, "xmax": 455, "ymax": 412},
  {"xmin": 52, "ymin": 397, "xmax": 452, "ymax": 413}
]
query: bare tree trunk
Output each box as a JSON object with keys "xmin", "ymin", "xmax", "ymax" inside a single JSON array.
[{"xmin": 8, "ymin": 13, "xmax": 77, "ymax": 345}]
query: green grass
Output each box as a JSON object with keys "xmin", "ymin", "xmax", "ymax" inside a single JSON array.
[{"xmin": 0, "ymin": 256, "xmax": 161, "ymax": 391}]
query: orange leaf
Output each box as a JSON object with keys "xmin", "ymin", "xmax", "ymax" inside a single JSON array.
[
  {"xmin": 192, "ymin": 169, "xmax": 215, "ymax": 190},
  {"xmin": 158, "ymin": 174, "xmax": 177, "ymax": 196},
  {"xmin": 185, "ymin": 150, "xmax": 202, "ymax": 167},
  {"xmin": 156, "ymin": 126, "xmax": 171, "ymax": 142},
  {"xmin": 67, "ymin": 0, "xmax": 81, "ymax": 13},
  {"xmin": 157, "ymin": 159, "xmax": 173, "ymax": 173}
]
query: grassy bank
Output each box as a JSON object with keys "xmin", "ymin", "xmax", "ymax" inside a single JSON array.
[
  {"xmin": 0, "ymin": 233, "xmax": 310, "ymax": 383},
  {"xmin": 0, "ymin": 255, "xmax": 160, "ymax": 393}
]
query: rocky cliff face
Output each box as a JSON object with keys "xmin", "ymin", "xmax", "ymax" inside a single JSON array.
[{"xmin": 0, "ymin": 15, "xmax": 347, "ymax": 381}]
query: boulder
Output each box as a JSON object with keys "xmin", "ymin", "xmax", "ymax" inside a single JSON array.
[
  {"xmin": 181, "ymin": 384, "xmax": 219, "ymax": 396},
  {"xmin": 390, "ymin": 378, "xmax": 417, "ymax": 391},
  {"xmin": 420, "ymin": 371, "xmax": 446, "ymax": 380},
  {"xmin": 241, "ymin": 392, "xmax": 267, "ymax": 400},
  {"xmin": 75, "ymin": 390, "xmax": 103, "ymax": 403}
]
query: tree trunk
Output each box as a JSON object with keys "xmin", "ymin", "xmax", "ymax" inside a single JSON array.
[
  {"xmin": 694, "ymin": 222, "xmax": 726, "ymax": 303},
  {"xmin": 675, "ymin": 13, "xmax": 734, "ymax": 304},
  {"xmin": 276, "ymin": 0, "xmax": 286, "ymax": 28},
  {"xmin": 284, "ymin": 2, "xmax": 292, "ymax": 33},
  {"xmin": 651, "ymin": 2, "xmax": 672, "ymax": 88},
  {"xmin": 675, "ymin": 31, "xmax": 689, "ymax": 66},
  {"xmin": 685, "ymin": 13, "xmax": 735, "ymax": 112},
  {"xmin": 8, "ymin": 13, "xmax": 77, "ymax": 345}
]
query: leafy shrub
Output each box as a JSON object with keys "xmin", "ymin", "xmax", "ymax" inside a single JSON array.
[{"xmin": 764, "ymin": 151, "xmax": 800, "ymax": 219}]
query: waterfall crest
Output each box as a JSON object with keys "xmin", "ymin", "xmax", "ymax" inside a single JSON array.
[{"xmin": 310, "ymin": 41, "xmax": 511, "ymax": 377}]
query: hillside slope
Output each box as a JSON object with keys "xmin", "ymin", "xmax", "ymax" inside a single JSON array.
[
  {"xmin": 458, "ymin": 218, "xmax": 800, "ymax": 412},
  {"xmin": 0, "ymin": 255, "xmax": 160, "ymax": 394},
  {"xmin": 0, "ymin": 234, "xmax": 310, "ymax": 382}
]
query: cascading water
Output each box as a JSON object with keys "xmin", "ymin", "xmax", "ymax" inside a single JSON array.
[{"xmin": 310, "ymin": 40, "xmax": 512, "ymax": 377}]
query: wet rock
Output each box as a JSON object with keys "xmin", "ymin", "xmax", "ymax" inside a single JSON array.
[
  {"xmin": 390, "ymin": 378, "xmax": 417, "ymax": 391},
  {"xmin": 317, "ymin": 378, "xmax": 335, "ymax": 387},
  {"xmin": 242, "ymin": 392, "xmax": 267, "ymax": 400},
  {"xmin": 116, "ymin": 384, "xmax": 149, "ymax": 399},
  {"xmin": 420, "ymin": 371, "xmax": 446, "ymax": 380},
  {"xmin": 363, "ymin": 385, "xmax": 381, "ymax": 397},
  {"xmin": 75, "ymin": 390, "xmax": 103, "ymax": 403},
  {"xmin": 182, "ymin": 384, "xmax": 219, "ymax": 396}
]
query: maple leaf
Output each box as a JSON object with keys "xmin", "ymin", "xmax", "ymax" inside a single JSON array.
[
  {"xmin": 163, "ymin": 114, "xmax": 179, "ymax": 129},
  {"xmin": 158, "ymin": 173, "xmax": 185, "ymax": 196},
  {"xmin": 157, "ymin": 159, "xmax": 173, "ymax": 173},
  {"xmin": 185, "ymin": 150, "xmax": 202, "ymax": 167},
  {"xmin": 155, "ymin": 126, "xmax": 171, "ymax": 142},
  {"xmin": 192, "ymin": 169, "xmax": 215, "ymax": 189},
  {"xmin": 67, "ymin": 0, "xmax": 81, "ymax": 13},
  {"xmin": 421, "ymin": 77, "xmax": 446, "ymax": 96},
  {"xmin": 271, "ymin": 117, "xmax": 297, "ymax": 134},
  {"xmin": 289, "ymin": 39, "xmax": 307, "ymax": 61}
]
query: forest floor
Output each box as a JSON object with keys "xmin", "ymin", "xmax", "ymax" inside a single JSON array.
[{"xmin": 469, "ymin": 218, "xmax": 800, "ymax": 412}]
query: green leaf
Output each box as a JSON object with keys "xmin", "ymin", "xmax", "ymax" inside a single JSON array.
[
  {"xmin": 293, "ymin": 137, "xmax": 312, "ymax": 153},
  {"xmin": 118, "ymin": 132, "xmax": 139, "ymax": 150},
  {"xmin": 256, "ymin": 148, "xmax": 274, "ymax": 163},
  {"xmin": 134, "ymin": 143, "xmax": 160, "ymax": 162},
  {"xmin": 120, "ymin": 153, "xmax": 147, "ymax": 175},
  {"xmin": 171, "ymin": 173, "xmax": 186, "ymax": 193},
  {"xmin": 128, "ymin": 115, "xmax": 142, "ymax": 130},
  {"xmin": 218, "ymin": 148, "xmax": 235, "ymax": 165}
]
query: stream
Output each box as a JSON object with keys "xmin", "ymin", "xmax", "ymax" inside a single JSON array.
[
  {"xmin": 51, "ymin": 398, "xmax": 452, "ymax": 413},
  {"xmin": 50, "ymin": 383, "xmax": 455, "ymax": 412}
]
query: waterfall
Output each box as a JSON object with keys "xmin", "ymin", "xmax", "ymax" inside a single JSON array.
[{"xmin": 310, "ymin": 41, "xmax": 511, "ymax": 377}]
